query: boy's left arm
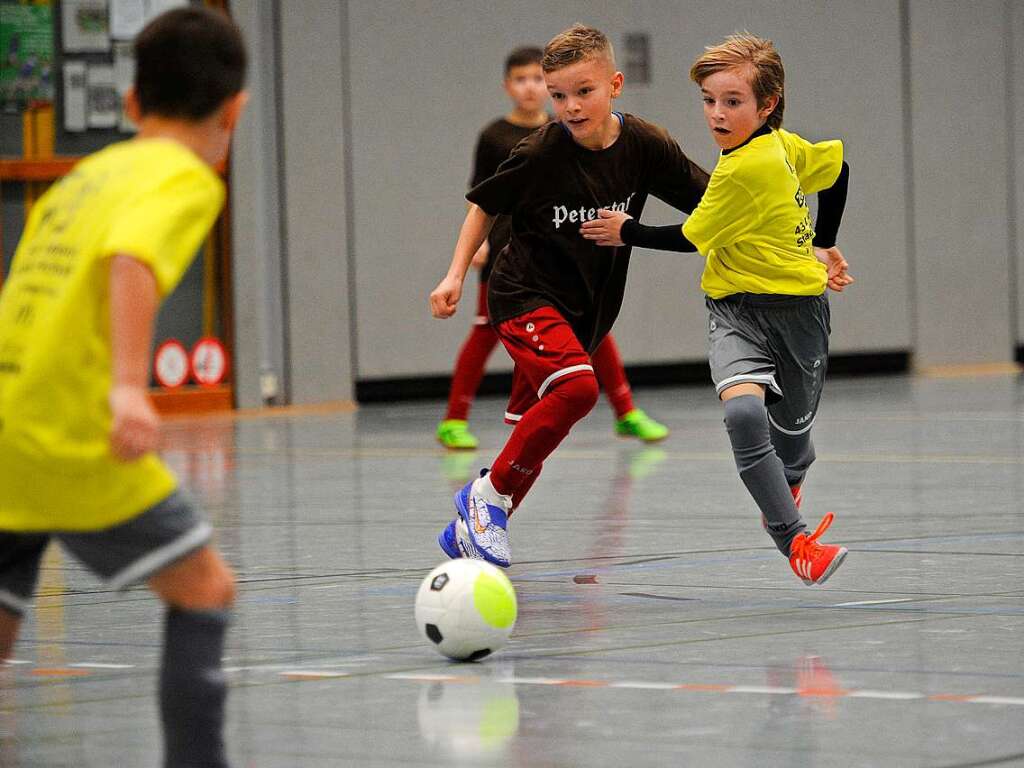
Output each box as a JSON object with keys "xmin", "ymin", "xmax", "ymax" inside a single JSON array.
[{"xmin": 813, "ymin": 161, "xmax": 853, "ymax": 291}]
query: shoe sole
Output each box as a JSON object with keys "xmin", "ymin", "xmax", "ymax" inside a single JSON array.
[
  {"xmin": 453, "ymin": 485, "xmax": 510, "ymax": 568},
  {"xmin": 806, "ymin": 547, "xmax": 848, "ymax": 586},
  {"xmin": 616, "ymin": 431, "xmax": 669, "ymax": 443},
  {"xmin": 437, "ymin": 526, "xmax": 461, "ymax": 559},
  {"xmin": 437, "ymin": 437, "xmax": 478, "ymax": 451}
]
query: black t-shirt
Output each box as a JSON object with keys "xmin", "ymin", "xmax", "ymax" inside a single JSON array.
[
  {"xmin": 470, "ymin": 117, "xmax": 549, "ymax": 282},
  {"xmin": 467, "ymin": 113, "xmax": 710, "ymax": 352}
]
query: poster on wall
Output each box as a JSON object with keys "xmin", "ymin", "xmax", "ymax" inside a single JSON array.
[
  {"xmin": 62, "ymin": 0, "xmax": 111, "ymax": 53},
  {"xmin": 86, "ymin": 64, "xmax": 118, "ymax": 128},
  {"xmin": 111, "ymin": 0, "xmax": 188, "ymax": 41},
  {"xmin": 0, "ymin": 4, "xmax": 54, "ymax": 112},
  {"xmin": 63, "ymin": 60, "xmax": 88, "ymax": 131}
]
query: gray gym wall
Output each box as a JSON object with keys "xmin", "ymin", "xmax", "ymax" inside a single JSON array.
[{"xmin": 226, "ymin": 0, "xmax": 1021, "ymax": 406}]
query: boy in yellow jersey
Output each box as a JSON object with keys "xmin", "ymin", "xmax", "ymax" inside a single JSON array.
[
  {"xmin": 0, "ymin": 8, "xmax": 246, "ymax": 765},
  {"xmin": 583, "ymin": 33, "xmax": 853, "ymax": 585}
]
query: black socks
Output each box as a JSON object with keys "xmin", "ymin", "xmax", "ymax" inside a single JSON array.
[{"xmin": 160, "ymin": 608, "xmax": 231, "ymax": 768}]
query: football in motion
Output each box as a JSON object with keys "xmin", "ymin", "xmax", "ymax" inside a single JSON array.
[{"xmin": 415, "ymin": 559, "xmax": 517, "ymax": 661}]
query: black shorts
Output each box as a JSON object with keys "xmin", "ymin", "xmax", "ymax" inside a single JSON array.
[{"xmin": 0, "ymin": 492, "xmax": 211, "ymax": 616}]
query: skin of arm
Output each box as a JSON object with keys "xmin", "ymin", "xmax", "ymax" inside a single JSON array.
[
  {"xmin": 109, "ymin": 254, "xmax": 161, "ymax": 461},
  {"xmin": 429, "ymin": 204, "xmax": 495, "ymax": 318}
]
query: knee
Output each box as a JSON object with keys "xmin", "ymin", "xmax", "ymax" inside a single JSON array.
[
  {"xmin": 196, "ymin": 563, "xmax": 236, "ymax": 609},
  {"xmin": 152, "ymin": 549, "xmax": 236, "ymax": 611},
  {"xmin": 723, "ymin": 394, "xmax": 768, "ymax": 439},
  {"xmin": 559, "ymin": 373, "xmax": 599, "ymax": 417}
]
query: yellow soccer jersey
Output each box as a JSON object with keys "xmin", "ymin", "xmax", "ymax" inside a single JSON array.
[
  {"xmin": 683, "ymin": 127, "xmax": 843, "ymax": 299},
  {"xmin": 0, "ymin": 139, "xmax": 223, "ymax": 531}
]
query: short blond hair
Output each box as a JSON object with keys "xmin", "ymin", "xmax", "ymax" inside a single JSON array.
[
  {"xmin": 690, "ymin": 33, "xmax": 784, "ymax": 129},
  {"xmin": 542, "ymin": 24, "xmax": 615, "ymax": 73}
]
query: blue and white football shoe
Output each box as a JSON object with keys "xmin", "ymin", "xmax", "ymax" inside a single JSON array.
[
  {"xmin": 437, "ymin": 519, "xmax": 462, "ymax": 559},
  {"xmin": 451, "ymin": 472, "xmax": 512, "ymax": 568}
]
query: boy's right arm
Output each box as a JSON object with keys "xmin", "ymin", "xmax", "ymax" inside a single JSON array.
[
  {"xmin": 430, "ymin": 204, "xmax": 495, "ymax": 318},
  {"xmin": 109, "ymin": 254, "xmax": 161, "ymax": 461}
]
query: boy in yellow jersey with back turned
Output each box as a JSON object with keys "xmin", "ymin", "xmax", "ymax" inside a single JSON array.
[
  {"xmin": 584, "ymin": 33, "xmax": 853, "ymax": 585},
  {"xmin": 0, "ymin": 8, "xmax": 246, "ymax": 766}
]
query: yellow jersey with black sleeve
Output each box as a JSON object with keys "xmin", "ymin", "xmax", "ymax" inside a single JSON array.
[
  {"xmin": 683, "ymin": 127, "xmax": 843, "ymax": 299},
  {"xmin": 0, "ymin": 138, "xmax": 224, "ymax": 532}
]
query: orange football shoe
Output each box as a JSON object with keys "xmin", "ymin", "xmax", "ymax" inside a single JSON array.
[{"xmin": 789, "ymin": 512, "xmax": 847, "ymax": 586}]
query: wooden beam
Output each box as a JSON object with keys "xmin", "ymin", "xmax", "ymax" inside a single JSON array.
[
  {"xmin": 0, "ymin": 157, "xmax": 82, "ymax": 181},
  {"xmin": 150, "ymin": 385, "xmax": 233, "ymax": 415}
]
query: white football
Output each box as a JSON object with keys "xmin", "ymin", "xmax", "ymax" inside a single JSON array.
[{"xmin": 414, "ymin": 559, "xmax": 517, "ymax": 661}]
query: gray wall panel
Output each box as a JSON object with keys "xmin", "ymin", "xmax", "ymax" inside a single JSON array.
[
  {"xmin": 1014, "ymin": 0, "xmax": 1024, "ymax": 347},
  {"xmin": 279, "ymin": 0, "xmax": 354, "ymax": 402},
  {"xmin": 231, "ymin": 0, "xmax": 286, "ymax": 408},
  {"xmin": 909, "ymin": 0, "xmax": 1012, "ymax": 366},
  {"xmin": 349, "ymin": 1, "xmax": 909, "ymax": 379}
]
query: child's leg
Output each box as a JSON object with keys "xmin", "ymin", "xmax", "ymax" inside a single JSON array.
[
  {"xmin": 591, "ymin": 334, "xmax": 670, "ymax": 442},
  {"xmin": 0, "ymin": 534, "xmax": 48, "ymax": 660},
  {"xmin": 443, "ymin": 281, "xmax": 500, "ymax": 422},
  {"xmin": 148, "ymin": 547, "xmax": 235, "ymax": 768},
  {"xmin": 489, "ymin": 372, "xmax": 598, "ymax": 502},
  {"xmin": 590, "ymin": 333, "xmax": 634, "ymax": 418},
  {"xmin": 721, "ymin": 384, "xmax": 806, "ymax": 554},
  {"xmin": 59, "ymin": 492, "xmax": 233, "ymax": 768},
  {"xmin": 766, "ymin": 292, "xmax": 830, "ymax": 500},
  {"xmin": 489, "ymin": 307, "xmax": 599, "ymax": 503},
  {"xmin": 770, "ymin": 425, "xmax": 816, "ymax": 491}
]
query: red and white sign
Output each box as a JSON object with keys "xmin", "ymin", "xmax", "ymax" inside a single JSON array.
[
  {"xmin": 154, "ymin": 339, "xmax": 190, "ymax": 388},
  {"xmin": 190, "ymin": 337, "xmax": 228, "ymax": 386}
]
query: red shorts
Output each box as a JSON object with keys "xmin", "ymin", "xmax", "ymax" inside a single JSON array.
[{"xmin": 495, "ymin": 306, "xmax": 595, "ymax": 424}]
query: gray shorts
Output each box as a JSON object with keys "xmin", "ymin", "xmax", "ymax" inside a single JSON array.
[
  {"xmin": 707, "ymin": 293, "xmax": 831, "ymax": 435},
  {"xmin": 0, "ymin": 492, "xmax": 211, "ymax": 616}
]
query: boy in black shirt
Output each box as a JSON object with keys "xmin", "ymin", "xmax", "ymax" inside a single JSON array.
[
  {"xmin": 429, "ymin": 24, "xmax": 708, "ymax": 567},
  {"xmin": 437, "ymin": 46, "xmax": 670, "ymax": 451}
]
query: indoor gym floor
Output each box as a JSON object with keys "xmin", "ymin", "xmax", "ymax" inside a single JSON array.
[{"xmin": 3, "ymin": 373, "xmax": 1023, "ymax": 767}]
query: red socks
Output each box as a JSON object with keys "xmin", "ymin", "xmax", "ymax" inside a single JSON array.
[
  {"xmin": 489, "ymin": 373, "xmax": 598, "ymax": 501},
  {"xmin": 591, "ymin": 334, "xmax": 635, "ymax": 419},
  {"xmin": 444, "ymin": 323, "xmax": 499, "ymax": 421}
]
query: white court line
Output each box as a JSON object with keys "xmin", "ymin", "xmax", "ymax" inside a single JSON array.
[
  {"xmin": 383, "ymin": 675, "xmax": 1024, "ymax": 707},
  {"xmin": 729, "ymin": 685, "xmax": 798, "ymax": 695},
  {"xmin": 608, "ymin": 681, "xmax": 683, "ymax": 690},
  {"xmin": 847, "ymin": 690, "xmax": 925, "ymax": 700},
  {"xmin": 2, "ymin": 660, "xmax": 32, "ymax": 666},
  {"xmin": 971, "ymin": 696, "xmax": 1024, "ymax": 706},
  {"xmin": 833, "ymin": 598, "xmax": 919, "ymax": 607},
  {"xmin": 385, "ymin": 673, "xmax": 474, "ymax": 683},
  {"xmin": 68, "ymin": 663, "xmax": 135, "ymax": 669}
]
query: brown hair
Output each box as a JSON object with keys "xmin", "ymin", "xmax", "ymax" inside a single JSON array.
[
  {"xmin": 505, "ymin": 46, "xmax": 543, "ymax": 75},
  {"xmin": 542, "ymin": 24, "xmax": 615, "ymax": 73},
  {"xmin": 690, "ymin": 33, "xmax": 784, "ymax": 129}
]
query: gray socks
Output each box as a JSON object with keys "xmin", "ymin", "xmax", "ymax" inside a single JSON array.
[
  {"xmin": 723, "ymin": 395, "xmax": 806, "ymax": 554},
  {"xmin": 160, "ymin": 608, "xmax": 230, "ymax": 768},
  {"xmin": 770, "ymin": 421, "xmax": 816, "ymax": 489}
]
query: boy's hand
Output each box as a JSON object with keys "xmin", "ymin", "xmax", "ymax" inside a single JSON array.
[
  {"xmin": 580, "ymin": 209, "xmax": 632, "ymax": 247},
  {"xmin": 109, "ymin": 384, "xmax": 160, "ymax": 462},
  {"xmin": 815, "ymin": 246, "xmax": 855, "ymax": 292},
  {"xmin": 430, "ymin": 275, "xmax": 463, "ymax": 318}
]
